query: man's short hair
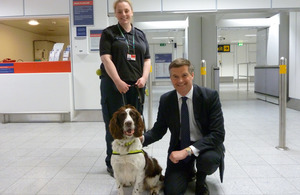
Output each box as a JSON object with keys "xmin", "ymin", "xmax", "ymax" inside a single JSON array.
[{"xmin": 169, "ymin": 58, "xmax": 195, "ymax": 74}]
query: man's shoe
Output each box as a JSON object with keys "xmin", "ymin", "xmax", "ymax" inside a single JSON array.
[
  {"xmin": 196, "ymin": 182, "xmax": 210, "ymax": 195},
  {"xmin": 107, "ymin": 167, "xmax": 114, "ymax": 178}
]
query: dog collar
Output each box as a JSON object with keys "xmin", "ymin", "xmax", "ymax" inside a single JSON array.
[
  {"xmin": 112, "ymin": 149, "xmax": 144, "ymax": 155},
  {"xmin": 125, "ymin": 139, "xmax": 135, "ymax": 147}
]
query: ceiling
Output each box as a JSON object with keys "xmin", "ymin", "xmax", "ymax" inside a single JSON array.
[
  {"xmin": 0, "ymin": 17, "xmax": 70, "ymax": 36},
  {"xmin": 218, "ymin": 28, "xmax": 258, "ymax": 44},
  {"xmin": 144, "ymin": 26, "xmax": 259, "ymax": 45},
  {"xmin": 144, "ymin": 29, "xmax": 185, "ymax": 44},
  {"xmin": 0, "ymin": 16, "xmax": 261, "ymax": 43}
]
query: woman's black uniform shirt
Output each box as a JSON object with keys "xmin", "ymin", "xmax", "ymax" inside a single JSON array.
[{"xmin": 100, "ymin": 24, "xmax": 150, "ymax": 83}]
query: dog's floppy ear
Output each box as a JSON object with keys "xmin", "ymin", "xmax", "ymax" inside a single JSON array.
[
  {"xmin": 133, "ymin": 108, "xmax": 145, "ymax": 137},
  {"xmin": 109, "ymin": 108, "xmax": 124, "ymax": 140}
]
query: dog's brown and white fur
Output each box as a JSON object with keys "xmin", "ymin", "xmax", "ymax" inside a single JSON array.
[{"xmin": 109, "ymin": 105, "xmax": 164, "ymax": 195}]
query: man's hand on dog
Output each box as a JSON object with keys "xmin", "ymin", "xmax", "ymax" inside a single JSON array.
[{"xmin": 139, "ymin": 136, "xmax": 144, "ymax": 143}]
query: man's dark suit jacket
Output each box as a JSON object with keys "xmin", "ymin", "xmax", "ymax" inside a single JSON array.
[{"xmin": 143, "ymin": 84, "xmax": 225, "ymax": 157}]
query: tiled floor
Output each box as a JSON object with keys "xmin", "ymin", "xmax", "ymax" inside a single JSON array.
[{"xmin": 1, "ymin": 82, "xmax": 300, "ymax": 195}]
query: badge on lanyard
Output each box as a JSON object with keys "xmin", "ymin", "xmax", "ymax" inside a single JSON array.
[
  {"xmin": 127, "ymin": 54, "xmax": 136, "ymax": 61},
  {"xmin": 118, "ymin": 24, "xmax": 136, "ymax": 61}
]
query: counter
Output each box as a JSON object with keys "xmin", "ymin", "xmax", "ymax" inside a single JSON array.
[{"xmin": 0, "ymin": 61, "xmax": 72, "ymax": 122}]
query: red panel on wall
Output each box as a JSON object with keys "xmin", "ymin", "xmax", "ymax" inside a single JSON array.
[{"xmin": 13, "ymin": 61, "xmax": 71, "ymax": 73}]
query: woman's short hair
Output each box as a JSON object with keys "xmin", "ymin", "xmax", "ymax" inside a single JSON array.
[
  {"xmin": 169, "ymin": 58, "xmax": 195, "ymax": 74},
  {"xmin": 113, "ymin": 0, "xmax": 133, "ymax": 12}
]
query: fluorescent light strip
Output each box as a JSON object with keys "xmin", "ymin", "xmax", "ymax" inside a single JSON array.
[
  {"xmin": 152, "ymin": 37, "xmax": 174, "ymax": 40},
  {"xmin": 244, "ymin": 34, "xmax": 256, "ymax": 37}
]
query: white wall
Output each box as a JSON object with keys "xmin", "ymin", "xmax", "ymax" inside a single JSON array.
[
  {"xmin": 267, "ymin": 14, "xmax": 280, "ymax": 65},
  {"xmin": 256, "ymin": 28, "xmax": 268, "ymax": 65},
  {"xmin": 289, "ymin": 12, "xmax": 300, "ymax": 100},
  {"xmin": 71, "ymin": 0, "xmax": 108, "ymax": 110},
  {"xmin": 0, "ymin": 24, "xmax": 44, "ymax": 61}
]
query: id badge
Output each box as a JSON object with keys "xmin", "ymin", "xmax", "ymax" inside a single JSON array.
[{"xmin": 127, "ymin": 54, "xmax": 136, "ymax": 61}]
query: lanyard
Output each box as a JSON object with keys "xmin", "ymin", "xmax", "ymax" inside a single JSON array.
[{"xmin": 117, "ymin": 23, "xmax": 135, "ymax": 54}]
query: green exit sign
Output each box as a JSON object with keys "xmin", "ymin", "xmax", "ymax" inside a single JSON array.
[
  {"xmin": 238, "ymin": 42, "xmax": 243, "ymax": 46},
  {"xmin": 160, "ymin": 43, "xmax": 166, "ymax": 46}
]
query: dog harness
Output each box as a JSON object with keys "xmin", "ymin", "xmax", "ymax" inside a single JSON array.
[{"xmin": 112, "ymin": 149, "xmax": 144, "ymax": 155}]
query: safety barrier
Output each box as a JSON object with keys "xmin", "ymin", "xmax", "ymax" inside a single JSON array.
[
  {"xmin": 237, "ymin": 62, "xmax": 256, "ymax": 91},
  {"xmin": 147, "ymin": 66, "xmax": 153, "ymax": 129},
  {"xmin": 212, "ymin": 66, "xmax": 220, "ymax": 92},
  {"xmin": 276, "ymin": 57, "xmax": 288, "ymax": 150},
  {"xmin": 201, "ymin": 60, "xmax": 207, "ymax": 87}
]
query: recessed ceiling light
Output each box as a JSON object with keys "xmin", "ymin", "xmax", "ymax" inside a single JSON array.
[
  {"xmin": 245, "ymin": 34, "xmax": 256, "ymax": 37},
  {"xmin": 28, "ymin": 20, "xmax": 39, "ymax": 26},
  {"xmin": 152, "ymin": 37, "xmax": 174, "ymax": 40}
]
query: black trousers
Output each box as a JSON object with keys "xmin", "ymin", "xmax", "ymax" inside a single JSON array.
[
  {"xmin": 100, "ymin": 76, "xmax": 144, "ymax": 168},
  {"xmin": 164, "ymin": 148, "xmax": 223, "ymax": 195}
]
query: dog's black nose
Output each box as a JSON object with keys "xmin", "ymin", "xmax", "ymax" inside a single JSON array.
[{"xmin": 125, "ymin": 121, "xmax": 132, "ymax": 127}]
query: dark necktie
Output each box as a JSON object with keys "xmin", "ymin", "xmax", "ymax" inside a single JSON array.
[{"xmin": 180, "ymin": 97, "xmax": 191, "ymax": 150}]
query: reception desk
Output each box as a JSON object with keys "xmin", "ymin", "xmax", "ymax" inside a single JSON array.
[{"xmin": 0, "ymin": 61, "xmax": 72, "ymax": 123}]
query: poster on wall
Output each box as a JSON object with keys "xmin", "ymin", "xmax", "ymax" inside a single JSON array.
[
  {"xmin": 90, "ymin": 29, "xmax": 102, "ymax": 52},
  {"xmin": 155, "ymin": 53, "xmax": 172, "ymax": 79},
  {"xmin": 73, "ymin": 0, "xmax": 94, "ymax": 25}
]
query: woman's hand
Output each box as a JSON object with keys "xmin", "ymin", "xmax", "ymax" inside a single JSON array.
[
  {"xmin": 135, "ymin": 58, "xmax": 151, "ymax": 88},
  {"xmin": 115, "ymin": 80, "xmax": 131, "ymax": 94},
  {"xmin": 135, "ymin": 77, "xmax": 147, "ymax": 88}
]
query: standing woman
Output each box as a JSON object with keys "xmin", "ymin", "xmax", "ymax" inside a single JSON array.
[{"xmin": 99, "ymin": 0, "xmax": 151, "ymax": 176}]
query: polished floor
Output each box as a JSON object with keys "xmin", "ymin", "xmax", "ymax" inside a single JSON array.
[{"xmin": 1, "ymin": 82, "xmax": 300, "ymax": 195}]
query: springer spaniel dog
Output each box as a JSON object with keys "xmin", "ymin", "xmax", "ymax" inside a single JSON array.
[{"xmin": 109, "ymin": 105, "xmax": 164, "ymax": 195}]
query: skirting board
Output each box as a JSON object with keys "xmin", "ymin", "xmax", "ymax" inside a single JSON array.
[
  {"xmin": 1, "ymin": 110, "xmax": 104, "ymax": 123},
  {"xmin": 287, "ymin": 98, "xmax": 300, "ymax": 111}
]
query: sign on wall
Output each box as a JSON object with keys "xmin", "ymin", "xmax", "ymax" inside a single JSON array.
[
  {"xmin": 0, "ymin": 63, "xmax": 14, "ymax": 73},
  {"xmin": 155, "ymin": 53, "xmax": 172, "ymax": 79},
  {"xmin": 218, "ymin": 44, "xmax": 230, "ymax": 52},
  {"xmin": 90, "ymin": 29, "xmax": 102, "ymax": 52},
  {"xmin": 73, "ymin": 0, "xmax": 94, "ymax": 25},
  {"xmin": 76, "ymin": 26, "xmax": 87, "ymax": 37}
]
